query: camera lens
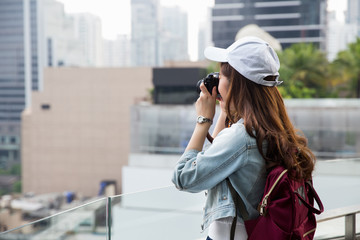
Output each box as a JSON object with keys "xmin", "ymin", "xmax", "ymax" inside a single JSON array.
[{"xmin": 196, "ymin": 72, "xmax": 220, "ymax": 95}]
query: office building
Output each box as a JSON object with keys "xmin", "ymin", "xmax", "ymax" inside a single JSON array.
[
  {"xmin": 22, "ymin": 67, "xmax": 152, "ymax": 196},
  {"xmin": 198, "ymin": 7, "xmax": 213, "ymax": 60},
  {"xmin": 131, "ymin": 0, "xmax": 191, "ymax": 66},
  {"xmin": 42, "ymin": 0, "xmax": 78, "ymax": 67},
  {"xmin": 346, "ymin": 0, "xmax": 360, "ymax": 41},
  {"xmin": 71, "ymin": 13, "xmax": 103, "ymax": 66},
  {"xmin": 160, "ymin": 6, "xmax": 189, "ymax": 63},
  {"xmin": 327, "ymin": 11, "xmax": 348, "ymax": 61},
  {"xmin": 211, "ymin": 0, "xmax": 327, "ymax": 50},
  {"xmin": 0, "ymin": 0, "xmax": 40, "ymax": 169},
  {"xmin": 103, "ymin": 35, "xmax": 132, "ymax": 67},
  {"xmin": 131, "ymin": 0, "xmax": 160, "ymax": 66},
  {"xmin": 43, "ymin": 2, "xmax": 103, "ymax": 67}
]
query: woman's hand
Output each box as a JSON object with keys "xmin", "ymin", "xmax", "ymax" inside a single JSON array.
[
  {"xmin": 196, "ymin": 83, "xmax": 217, "ymax": 120},
  {"xmin": 185, "ymin": 83, "xmax": 217, "ymax": 151}
]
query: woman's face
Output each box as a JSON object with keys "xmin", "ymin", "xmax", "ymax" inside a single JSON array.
[{"xmin": 218, "ymin": 70, "xmax": 230, "ymax": 104}]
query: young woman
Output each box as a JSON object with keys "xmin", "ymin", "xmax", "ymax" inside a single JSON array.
[{"xmin": 172, "ymin": 36, "xmax": 315, "ymax": 240}]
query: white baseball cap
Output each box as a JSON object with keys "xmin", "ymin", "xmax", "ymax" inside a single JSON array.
[{"xmin": 204, "ymin": 36, "xmax": 282, "ymax": 87}]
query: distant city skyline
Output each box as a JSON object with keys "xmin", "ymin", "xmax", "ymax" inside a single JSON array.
[
  {"xmin": 57, "ymin": 0, "xmax": 347, "ymax": 34},
  {"xmin": 57, "ymin": 0, "xmax": 214, "ymax": 61},
  {"xmin": 56, "ymin": 0, "xmax": 347, "ymax": 61}
]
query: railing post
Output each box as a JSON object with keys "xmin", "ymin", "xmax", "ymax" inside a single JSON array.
[
  {"xmin": 106, "ymin": 197, "xmax": 112, "ymax": 240},
  {"xmin": 345, "ymin": 213, "xmax": 355, "ymax": 240}
]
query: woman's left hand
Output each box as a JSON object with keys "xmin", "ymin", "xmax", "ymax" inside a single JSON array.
[{"xmin": 196, "ymin": 83, "xmax": 217, "ymax": 121}]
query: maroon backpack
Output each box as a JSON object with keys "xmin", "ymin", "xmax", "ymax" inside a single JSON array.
[{"xmin": 227, "ymin": 165, "xmax": 324, "ymax": 240}]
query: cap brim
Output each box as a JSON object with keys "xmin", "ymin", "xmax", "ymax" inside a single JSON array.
[{"xmin": 204, "ymin": 46, "xmax": 229, "ymax": 62}]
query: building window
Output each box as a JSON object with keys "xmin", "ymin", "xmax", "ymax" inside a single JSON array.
[
  {"xmin": 41, "ymin": 104, "xmax": 51, "ymax": 110},
  {"xmin": 10, "ymin": 136, "xmax": 17, "ymax": 144}
]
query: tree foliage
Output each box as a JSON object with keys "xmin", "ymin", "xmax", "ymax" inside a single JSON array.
[
  {"xmin": 0, "ymin": 164, "xmax": 21, "ymax": 176},
  {"xmin": 13, "ymin": 181, "xmax": 22, "ymax": 193},
  {"xmin": 206, "ymin": 61, "xmax": 219, "ymax": 74},
  {"xmin": 331, "ymin": 38, "xmax": 360, "ymax": 97},
  {"xmin": 277, "ymin": 43, "xmax": 330, "ymax": 98}
]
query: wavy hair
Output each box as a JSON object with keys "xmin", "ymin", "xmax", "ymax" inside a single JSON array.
[{"xmin": 221, "ymin": 63, "xmax": 315, "ymax": 180}]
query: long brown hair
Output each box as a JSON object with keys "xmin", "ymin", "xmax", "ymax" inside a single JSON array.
[{"xmin": 221, "ymin": 63, "xmax": 315, "ymax": 180}]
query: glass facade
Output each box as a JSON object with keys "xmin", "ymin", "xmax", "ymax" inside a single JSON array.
[
  {"xmin": 0, "ymin": 0, "xmax": 39, "ymax": 168},
  {"xmin": 212, "ymin": 0, "xmax": 326, "ymax": 49},
  {"xmin": 131, "ymin": 99, "xmax": 360, "ymax": 159}
]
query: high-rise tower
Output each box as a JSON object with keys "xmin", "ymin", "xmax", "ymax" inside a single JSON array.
[
  {"xmin": 0, "ymin": 0, "xmax": 42, "ymax": 168},
  {"xmin": 211, "ymin": 0, "xmax": 327, "ymax": 50}
]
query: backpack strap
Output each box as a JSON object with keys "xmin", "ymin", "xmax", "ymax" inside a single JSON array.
[
  {"xmin": 226, "ymin": 178, "xmax": 249, "ymax": 240},
  {"xmin": 295, "ymin": 181, "xmax": 324, "ymax": 214}
]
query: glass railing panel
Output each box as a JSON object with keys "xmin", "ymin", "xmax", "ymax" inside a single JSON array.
[
  {"xmin": 2, "ymin": 158, "xmax": 359, "ymax": 240},
  {"xmin": 358, "ymin": 213, "xmax": 360, "ymax": 237},
  {"xmin": 0, "ymin": 197, "xmax": 108, "ymax": 240},
  {"xmin": 315, "ymin": 213, "xmax": 360, "ymax": 240},
  {"xmin": 315, "ymin": 217, "xmax": 346, "ymax": 239},
  {"xmin": 313, "ymin": 158, "xmax": 360, "ymax": 209},
  {"xmin": 109, "ymin": 186, "xmax": 207, "ymax": 240},
  {"xmin": 314, "ymin": 158, "xmax": 360, "ymax": 239}
]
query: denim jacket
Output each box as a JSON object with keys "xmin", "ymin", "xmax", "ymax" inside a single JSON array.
[{"xmin": 172, "ymin": 119, "xmax": 267, "ymax": 231}]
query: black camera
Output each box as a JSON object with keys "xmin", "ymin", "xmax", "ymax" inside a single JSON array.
[{"xmin": 196, "ymin": 72, "xmax": 220, "ymax": 94}]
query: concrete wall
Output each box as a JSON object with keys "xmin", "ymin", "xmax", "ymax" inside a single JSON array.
[{"xmin": 22, "ymin": 67, "xmax": 153, "ymax": 197}]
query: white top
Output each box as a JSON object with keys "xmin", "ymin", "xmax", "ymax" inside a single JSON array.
[{"xmin": 208, "ymin": 217, "xmax": 248, "ymax": 240}]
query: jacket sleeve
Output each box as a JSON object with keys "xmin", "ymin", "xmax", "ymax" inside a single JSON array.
[{"xmin": 172, "ymin": 124, "xmax": 249, "ymax": 193}]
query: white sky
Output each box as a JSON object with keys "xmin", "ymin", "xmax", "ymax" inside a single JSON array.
[{"xmin": 327, "ymin": 0, "xmax": 347, "ymax": 22}]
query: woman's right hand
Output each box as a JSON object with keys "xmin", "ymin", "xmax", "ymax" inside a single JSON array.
[{"xmin": 195, "ymin": 83, "xmax": 217, "ymax": 121}]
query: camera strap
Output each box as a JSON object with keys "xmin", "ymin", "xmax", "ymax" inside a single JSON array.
[{"xmin": 206, "ymin": 132, "xmax": 214, "ymax": 143}]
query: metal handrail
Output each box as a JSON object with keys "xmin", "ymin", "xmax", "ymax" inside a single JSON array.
[{"xmin": 316, "ymin": 204, "xmax": 360, "ymax": 240}]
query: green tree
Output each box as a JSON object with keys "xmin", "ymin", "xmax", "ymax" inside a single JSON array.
[
  {"xmin": 206, "ymin": 61, "xmax": 219, "ymax": 74},
  {"xmin": 331, "ymin": 38, "xmax": 360, "ymax": 97},
  {"xmin": 0, "ymin": 163, "xmax": 21, "ymax": 176},
  {"xmin": 9, "ymin": 164, "xmax": 21, "ymax": 175},
  {"xmin": 13, "ymin": 180, "xmax": 22, "ymax": 193},
  {"xmin": 277, "ymin": 43, "xmax": 330, "ymax": 98}
]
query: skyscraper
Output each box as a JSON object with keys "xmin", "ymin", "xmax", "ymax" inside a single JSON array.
[
  {"xmin": 160, "ymin": 6, "xmax": 188, "ymax": 63},
  {"xmin": 347, "ymin": 0, "xmax": 360, "ymax": 41},
  {"xmin": 0, "ymin": 0, "xmax": 40, "ymax": 168},
  {"xmin": 131, "ymin": 0, "xmax": 160, "ymax": 66},
  {"xmin": 211, "ymin": 0, "xmax": 327, "ymax": 50},
  {"xmin": 131, "ymin": 0, "xmax": 190, "ymax": 66},
  {"xmin": 103, "ymin": 35, "xmax": 132, "ymax": 67},
  {"xmin": 71, "ymin": 13, "xmax": 103, "ymax": 66}
]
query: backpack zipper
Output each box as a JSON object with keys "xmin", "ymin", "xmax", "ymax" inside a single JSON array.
[
  {"xmin": 303, "ymin": 228, "xmax": 316, "ymax": 238},
  {"xmin": 259, "ymin": 169, "xmax": 288, "ymax": 216}
]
